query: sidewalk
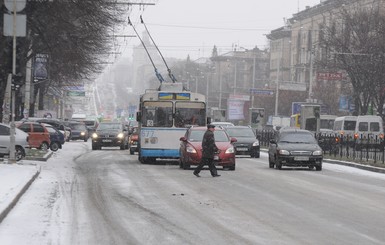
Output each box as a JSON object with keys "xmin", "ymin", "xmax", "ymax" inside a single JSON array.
[{"xmin": 0, "ymin": 162, "xmax": 41, "ymax": 223}]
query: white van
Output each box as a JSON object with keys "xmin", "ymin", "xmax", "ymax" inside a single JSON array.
[
  {"xmin": 333, "ymin": 116, "xmax": 357, "ymax": 137},
  {"xmin": 354, "ymin": 115, "xmax": 384, "ymax": 140}
]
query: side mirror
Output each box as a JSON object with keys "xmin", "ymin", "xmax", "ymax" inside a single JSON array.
[
  {"xmin": 230, "ymin": 137, "xmax": 237, "ymax": 143},
  {"xmin": 180, "ymin": 136, "xmax": 187, "ymax": 142}
]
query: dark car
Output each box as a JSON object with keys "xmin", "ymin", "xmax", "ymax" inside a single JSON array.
[
  {"xmin": 225, "ymin": 126, "xmax": 260, "ymax": 158},
  {"xmin": 91, "ymin": 122, "xmax": 129, "ymax": 150},
  {"xmin": 128, "ymin": 126, "xmax": 139, "ymax": 155},
  {"xmin": 268, "ymin": 128, "xmax": 323, "ymax": 171},
  {"xmin": 179, "ymin": 126, "xmax": 237, "ymax": 170},
  {"xmin": 64, "ymin": 121, "xmax": 89, "ymax": 142},
  {"xmin": 42, "ymin": 123, "xmax": 65, "ymax": 151}
]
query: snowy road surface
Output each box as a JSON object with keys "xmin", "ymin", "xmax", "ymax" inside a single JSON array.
[{"xmin": 0, "ymin": 141, "xmax": 385, "ymax": 244}]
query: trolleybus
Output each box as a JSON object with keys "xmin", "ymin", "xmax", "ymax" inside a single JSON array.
[{"xmin": 136, "ymin": 83, "xmax": 207, "ymax": 164}]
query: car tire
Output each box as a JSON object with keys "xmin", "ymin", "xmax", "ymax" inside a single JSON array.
[
  {"xmin": 84, "ymin": 138, "xmax": 88, "ymax": 142},
  {"xmin": 92, "ymin": 144, "xmax": 98, "ymax": 150},
  {"xmin": 255, "ymin": 152, "xmax": 260, "ymax": 158},
  {"xmin": 229, "ymin": 165, "xmax": 235, "ymax": 170},
  {"xmin": 50, "ymin": 142, "xmax": 60, "ymax": 152},
  {"xmin": 15, "ymin": 146, "xmax": 25, "ymax": 161},
  {"xmin": 315, "ymin": 164, "xmax": 322, "ymax": 171},
  {"xmin": 130, "ymin": 148, "xmax": 135, "ymax": 155},
  {"xmin": 120, "ymin": 144, "xmax": 125, "ymax": 150},
  {"xmin": 40, "ymin": 142, "xmax": 49, "ymax": 151}
]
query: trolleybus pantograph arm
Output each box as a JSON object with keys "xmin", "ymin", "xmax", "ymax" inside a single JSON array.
[
  {"xmin": 128, "ymin": 16, "xmax": 164, "ymax": 83},
  {"xmin": 140, "ymin": 15, "xmax": 177, "ymax": 83}
]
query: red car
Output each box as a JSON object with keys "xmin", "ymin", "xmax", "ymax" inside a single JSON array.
[
  {"xmin": 16, "ymin": 122, "xmax": 51, "ymax": 150},
  {"xmin": 179, "ymin": 126, "xmax": 237, "ymax": 170},
  {"xmin": 129, "ymin": 126, "xmax": 139, "ymax": 155}
]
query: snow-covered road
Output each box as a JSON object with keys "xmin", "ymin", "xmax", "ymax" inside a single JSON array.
[{"xmin": 1, "ymin": 141, "xmax": 385, "ymax": 245}]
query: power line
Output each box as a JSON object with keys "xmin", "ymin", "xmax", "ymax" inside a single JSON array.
[{"xmin": 145, "ymin": 23, "xmax": 272, "ymax": 32}]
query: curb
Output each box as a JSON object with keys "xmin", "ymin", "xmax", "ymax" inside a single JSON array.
[
  {"xmin": 24, "ymin": 151, "xmax": 53, "ymax": 161},
  {"xmin": 0, "ymin": 164, "xmax": 41, "ymax": 223},
  {"xmin": 324, "ymin": 158, "xmax": 385, "ymax": 174}
]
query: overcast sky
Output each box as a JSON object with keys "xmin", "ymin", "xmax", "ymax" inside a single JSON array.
[{"xmin": 119, "ymin": 0, "xmax": 322, "ymax": 60}]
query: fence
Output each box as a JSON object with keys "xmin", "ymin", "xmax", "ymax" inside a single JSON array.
[{"xmin": 256, "ymin": 130, "xmax": 385, "ymax": 164}]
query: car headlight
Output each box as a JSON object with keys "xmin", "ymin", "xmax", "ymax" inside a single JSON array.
[
  {"xmin": 92, "ymin": 133, "xmax": 98, "ymax": 138},
  {"xmin": 186, "ymin": 146, "xmax": 197, "ymax": 153},
  {"xmin": 80, "ymin": 132, "xmax": 85, "ymax": 136},
  {"xmin": 278, "ymin": 149, "xmax": 290, "ymax": 155},
  {"xmin": 312, "ymin": 150, "xmax": 323, "ymax": 156},
  {"xmin": 117, "ymin": 133, "xmax": 124, "ymax": 139},
  {"xmin": 252, "ymin": 140, "xmax": 259, "ymax": 146},
  {"xmin": 225, "ymin": 146, "xmax": 235, "ymax": 154}
]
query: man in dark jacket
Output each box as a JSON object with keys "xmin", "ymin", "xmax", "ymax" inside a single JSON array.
[{"xmin": 193, "ymin": 124, "xmax": 221, "ymax": 177}]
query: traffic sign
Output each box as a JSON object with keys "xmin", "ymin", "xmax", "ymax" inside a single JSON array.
[
  {"xmin": 249, "ymin": 89, "xmax": 274, "ymax": 96},
  {"xmin": 4, "ymin": 0, "xmax": 26, "ymax": 13}
]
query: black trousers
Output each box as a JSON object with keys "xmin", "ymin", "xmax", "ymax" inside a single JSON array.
[{"xmin": 194, "ymin": 157, "xmax": 218, "ymax": 176}]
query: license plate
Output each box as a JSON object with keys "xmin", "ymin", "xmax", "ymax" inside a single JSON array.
[
  {"xmin": 294, "ymin": 156, "xmax": 309, "ymax": 161},
  {"xmin": 237, "ymin": 147, "xmax": 248, "ymax": 151},
  {"xmin": 102, "ymin": 139, "xmax": 112, "ymax": 142},
  {"xmin": 214, "ymin": 155, "xmax": 219, "ymax": 160}
]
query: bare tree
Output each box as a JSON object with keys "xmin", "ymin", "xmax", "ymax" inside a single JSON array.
[
  {"xmin": 318, "ymin": 3, "xmax": 385, "ymax": 116},
  {"xmin": 0, "ymin": 0, "xmax": 126, "ymax": 120}
]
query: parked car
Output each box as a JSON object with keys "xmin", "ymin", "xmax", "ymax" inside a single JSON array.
[
  {"xmin": 128, "ymin": 126, "xmax": 139, "ymax": 155},
  {"xmin": 16, "ymin": 121, "xmax": 51, "ymax": 150},
  {"xmin": 268, "ymin": 128, "xmax": 323, "ymax": 171},
  {"xmin": 35, "ymin": 118, "xmax": 71, "ymax": 142},
  {"xmin": 179, "ymin": 126, "xmax": 237, "ymax": 170},
  {"xmin": 41, "ymin": 123, "xmax": 65, "ymax": 151},
  {"xmin": 0, "ymin": 123, "xmax": 30, "ymax": 161},
  {"xmin": 91, "ymin": 122, "xmax": 129, "ymax": 150},
  {"xmin": 64, "ymin": 121, "xmax": 89, "ymax": 142},
  {"xmin": 224, "ymin": 126, "xmax": 260, "ymax": 158}
]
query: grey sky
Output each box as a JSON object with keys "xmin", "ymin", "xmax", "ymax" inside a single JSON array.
[{"xmin": 122, "ymin": 0, "xmax": 321, "ymax": 59}]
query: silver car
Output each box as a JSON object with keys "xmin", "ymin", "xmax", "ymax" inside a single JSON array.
[{"xmin": 0, "ymin": 123, "xmax": 30, "ymax": 161}]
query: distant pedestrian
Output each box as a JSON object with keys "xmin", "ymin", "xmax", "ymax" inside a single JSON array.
[{"xmin": 193, "ymin": 124, "xmax": 221, "ymax": 177}]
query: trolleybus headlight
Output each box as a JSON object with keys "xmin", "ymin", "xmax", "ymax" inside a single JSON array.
[{"xmin": 92, "ymin": 133, "xmax": 98, "ymax": 138}]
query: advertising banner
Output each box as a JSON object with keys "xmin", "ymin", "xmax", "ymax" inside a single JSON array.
[
  {"xmin": 33, "ymin": 54, "xmax": 49, "ymax": 81},
  {"xmin": 227, "ymin": 99, "xmax": 245, "ymax": 120}
]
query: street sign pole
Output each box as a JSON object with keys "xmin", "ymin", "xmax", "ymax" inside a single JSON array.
[
  {"xmin": 4, "ymin": 0, "xmax": 27, "ymax": 163},
  {"xmin": 9, "ymin": 0, "xmax": 18, "ymax": 163}
]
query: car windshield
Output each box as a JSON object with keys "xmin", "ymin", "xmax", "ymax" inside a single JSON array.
[
  {"xmin": 279, "ymin": 132, "xmax": 317, "ymax": 144},
  {"xmin": 71, "ymin": 124, "xmax": 86, "ymax": 130},
  {"xmin": 188, "ymin": 130, "xmax": 229, "ymax": 142},
  {"xmin": 226, "ymin": 128, "xmax": 255, "ymax": 137},
  {"xmin": 98, "ymin": 123, "xmax": 121, "ymax": 130}
]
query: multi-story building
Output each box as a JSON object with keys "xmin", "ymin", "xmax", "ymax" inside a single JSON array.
[{"xmin": 267, "ymin": 0, "xmax": 385, "ymax": 116}]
